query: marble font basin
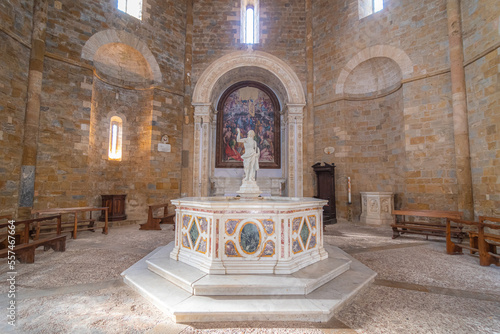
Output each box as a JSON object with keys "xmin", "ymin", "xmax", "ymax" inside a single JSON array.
[{"xmin": 169, "ymin": 196, "xmax": 329, "ymax": 274}]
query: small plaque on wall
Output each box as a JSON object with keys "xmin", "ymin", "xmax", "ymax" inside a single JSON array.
[{"xmin": 158, "ymin": 143, "xmax": 171, "ymax": 152}]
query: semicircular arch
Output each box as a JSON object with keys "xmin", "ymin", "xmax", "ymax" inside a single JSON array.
[
  {"xmin": 81, "ymin": 29, "xmax": 162, "ymax": 84},
  {"xmin": 192, "ymin": 51, "xmax": 305, "ymax": 107},
  {"xmin": 335, "ymin": 45, "xmax": 413, "ymax": 95}
]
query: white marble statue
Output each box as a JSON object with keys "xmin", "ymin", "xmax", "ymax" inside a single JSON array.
[{"xmin": 237, "ymin": 128, "xmax": 260, "ymax": 182}]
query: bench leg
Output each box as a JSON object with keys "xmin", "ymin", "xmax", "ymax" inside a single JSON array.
[
  {"xmin": 53, "ymin": 238, "xmax": 66, "ymax": 252},
  {"xmin": 17, "ymin": 248, "xmax": 35, "ymax": 264},
  {"xmin": 392, "ymin": 227, "xmax": 400, "ymax": 239},
  {"xmin": 470, "ymin": 236, "xmax": 477, "ymax": 254},
  {"xmin": 89, "ymin": 221, "xmax": 95, "ymax": 233}
]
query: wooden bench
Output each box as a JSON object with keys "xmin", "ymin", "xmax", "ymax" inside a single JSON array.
[
  {"xmin": 32, "ymin": 207, "xmax": 108, "ymax": 239},
  {"xmin": 0, "ymin": 215, "xmax": 14, "ymax": 249},
  {"xmin": 140, "ymin": 203, "xmax": 175, "ymax": 230},
  {"xmin": 0, "ymin": 215, "xmax": 66, "ymax": 263},
  {"xmin": 446, "ymin": 216, "xmax": 500, "ymax": 266},
  {"xmin": 392, "ymin": 210, "xmax": 465, "ymax": 241}
]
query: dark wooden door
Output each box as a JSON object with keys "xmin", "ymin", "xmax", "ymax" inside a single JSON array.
[{"xmin": 312, "ymin": 163, "xmax": 336, "ymax": 224}]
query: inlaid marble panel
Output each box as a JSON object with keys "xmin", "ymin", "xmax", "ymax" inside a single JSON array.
[
  {"xmin": 260, "ymin": 240, "xmax": 275, "ymax": 257},
  {"xmin": 225, "ymin": 240, "xmax": 241, "ymax": 257},
  {"xmin": 260, "ymin": 219, "xmax": 275, "ymax": 235},
  {"xmin": 225, "ymin": 219, "xmax": 241, "ymax": 235},
  {"xmin": 189, "ymin": 222, "xmax": 199, "ymax": 246},
  {"xmin": 292, "ymin": 217, "xmax": 302, "ymax": 233},
  {"xmin": 300, "ymin": 221, "xmax": 310, "ymax": 246},
  {"xmin": 197, "ymin": 217, "xmax": 208, "ymax": 233},
  {"xmin": 196, "ymin": 238, "xmax": 207, "ymax": 254},
  {"xmin": 240, "ymin": 222, "xmax": 261, "ymax": 254},
  {"xmin": 170, "ymin": 197, "xmax": 328, "ymax": 274}
]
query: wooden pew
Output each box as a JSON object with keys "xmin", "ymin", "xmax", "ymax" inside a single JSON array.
[
  {"xmin": 0, "ymin": 215, "xmax": 66, "ymax": 264},
  {"xmin": 140, "ymin": 203, "xmax": 175, "ymax": 230},
  {"xmin": 392, "ymin": 210, "xmax": 465, "ymax": 240},
  {"xmin": 32, "ymin": 207, "xmax": 108, "ymax": 239},
  {"xmin": 0, "ymin": 215, "xmax": 14, "ymax": 249},
  {"xmin": 446, "ymin": 216, "xmax": 500, "ymax": 266}
]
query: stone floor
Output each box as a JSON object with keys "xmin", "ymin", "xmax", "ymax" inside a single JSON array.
[{"xmin": 0, "ymin": 221, "xmax": 499, "ymax": 334}]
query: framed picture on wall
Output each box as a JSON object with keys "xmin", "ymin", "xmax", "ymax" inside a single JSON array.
[{"xmin": 216, "ymin": 81, "xmax": 281, "ymax": 169}]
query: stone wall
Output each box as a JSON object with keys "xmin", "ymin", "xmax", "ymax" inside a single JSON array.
[
  {"xmin": 191, "ymin": 0, "xmax": 306, "ymax": 89},
  {"xmin": 0, "ymin": 0, "xmax": 186, "ymax": 221},
  {"xmin": 1, "ymin": 0, "xmax": 498, "ymax": 222},
  {"xmin": 0, "ymin": 0, "xmax": 32, "ymax": 216},
  {"xmin": 312, "ymin": 0, "xmax": 455, "ymax": 221},
  {"xmin": 313, "ymin": 0, "xmax": 499, "ymax": 221},
  {"xmin": 462, "ymin": 0, "xmax": 500, "ymax": 217},
  {"xmin": 188, "ymin": 0, "xmax": 308, "ymax": 196}
]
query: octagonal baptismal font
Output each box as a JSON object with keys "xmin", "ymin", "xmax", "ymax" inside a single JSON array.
[
  {"xmin": 122, "ymin": 196, "xmax": 376, "ymax": 323},
  {"xmin": 170, "ymin": 196, "xmax": 329, "ymax": 275}
]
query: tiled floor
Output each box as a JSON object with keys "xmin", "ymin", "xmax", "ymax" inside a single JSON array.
[{"xmin": 0, "ymin": 222, "xmax": 499, "ymax": 333}]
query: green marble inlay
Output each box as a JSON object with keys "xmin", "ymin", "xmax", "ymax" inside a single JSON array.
[
  {"xmin": 240, "ymin": 223, "xmax": 260, "ymax": 254},
  {"xmin": 300, "ymin": 221, "xmax": 310, "ymax": 246},
  {"xmin": 190, "ymin": 222, "xmax": 199, "ymax": 246}
]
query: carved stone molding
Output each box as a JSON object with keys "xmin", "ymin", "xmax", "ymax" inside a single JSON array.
[{"xmin": 192, "ymin": 50, "xmax": 306, "ymax": 106}]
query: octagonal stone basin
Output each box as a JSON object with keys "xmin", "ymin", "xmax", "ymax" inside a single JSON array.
[{"xmin": 169, "ymin": 196, "xmax": 328, "ymax": 275}]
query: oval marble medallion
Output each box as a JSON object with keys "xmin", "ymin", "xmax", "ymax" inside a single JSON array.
[{"xmin": 239, "ymin": 222, "xmax": 260, "ymax": 254}]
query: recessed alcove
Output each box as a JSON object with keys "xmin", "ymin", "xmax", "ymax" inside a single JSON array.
[
  {"xmin": 93, "ymin": 42, "xmax": 154, "ymax": 88},
  {"xmin": 344, "ymin": 57, "xmax": 402, "ymax": 98},
  {"xmin": 209, "ymin": 65, "xmax": 290, "ymax": 196}
]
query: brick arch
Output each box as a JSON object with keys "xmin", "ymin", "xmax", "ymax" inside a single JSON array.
[
  {"xmin": 192, "ymin": 50, "xmax": 306, "ymax": 106},
  {"xmin": 81, "ymin": 29, "xmax": 162, "ymax": 84},
  {"xmin": 335, "ymin": 45, "xmax": 413, "ymax": 95}
]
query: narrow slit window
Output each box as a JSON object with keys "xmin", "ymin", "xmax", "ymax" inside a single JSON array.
[
  {"xmin": 359, "ymin": 0, "xmax": 384, "ymax": 19},
  {"xmin": 241, "ymin": 0, "xmax": 259, "ymax": 44},
  {"xmin": 108, "ymin": 116, "xmax": 123, "ymax": 161},
  {"xmin": 246, "ymin": 6, "xmax": 254, "ymax": 44},
  {"xmin": 117, "ymin": 0, "xmax": 143, "ymax": 20},
  {"xmin": 373, "ymin": 0, "xmax": 383, "ymax": 13}
]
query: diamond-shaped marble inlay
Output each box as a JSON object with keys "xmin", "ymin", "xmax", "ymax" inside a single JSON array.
[
  {"xmin": 189, "ymin": 222, "xmax": 199, "ymax": 247},
  {"xmin": 300, "ymin": 221, "xmax": 310, "ymax": 247}
]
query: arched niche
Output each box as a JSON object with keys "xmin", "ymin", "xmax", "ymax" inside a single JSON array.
[
  {"xmin": 335, "ymin": 45, "xmax": 413, "ymax": 96},
  {"xmin": 93, "ymin": 42, "xmax": 154, "ymax": 87},
  {"xmin": 81, "ymin": 29, "xmax": 162, "ymax": 85},
  {"xmin": 191, "ymin": 50, "xmax": 306, "ymax": 198}
]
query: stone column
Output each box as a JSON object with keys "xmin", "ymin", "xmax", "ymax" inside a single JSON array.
[
  {"xmin": 447, "ymin": 0, "xmax": 473, "ymax": 219},
  {"xmin": 192, "ymin": 104, "xmax": 213, "ymax": 197},
  {"xmin": 181, "ymin": 0, "xmax": 194, "ymax": 197},
  {"xmin": 286, "ymin": 104, "xmax": 305, "ymax": 197},
  {"xmin": 304, "ymin": 0, "xmax": 315, "ymax": 197},
  {"xmin": 18, "ymin": 0, "xmax": 48, "ymax": 218}
]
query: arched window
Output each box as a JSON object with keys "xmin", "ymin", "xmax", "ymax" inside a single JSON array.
[
  {"xmin": 108, "ymin": 116, "xmax": 123, "ymax": 160},
  {"xmin": 241, "ymin": 0, "xmax": 259, "ymax": 44},
  {"xmin": 118, "ymin": 0, "xmax": 143, "ymax": 20},
  {"xmin": 246, "ymin": 6, "xmax": 254, "ymax": 44},
  {"xmin": 373, "ymin": 0, "xmax": 383, "ymax": 12},
  {"xmin": 359, "ymin": 0, "xmax": 384, "ymax": 19}
]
